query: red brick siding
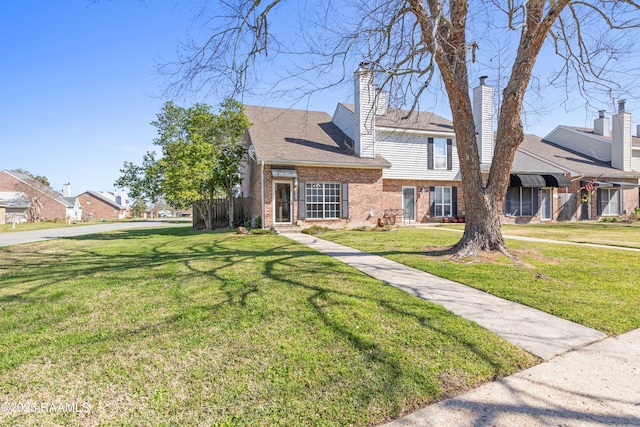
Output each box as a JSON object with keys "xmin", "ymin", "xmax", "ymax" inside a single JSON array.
[
  {"xmin": 251, "ymin": 165, "xmax": 383, "ymax": 228},
  {"xmin": 383, "ymin": 179, "xmax": 465, "ymax": 223},
  {"xmin": 0, "ymin": 171, "xmax": 67, "ymax": 221},
  {"xmin": 77, "ymin": 193, "xmax": 124, "ymax": 220}
]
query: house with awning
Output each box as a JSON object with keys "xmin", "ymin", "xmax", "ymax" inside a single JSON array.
[{"xmin": 240, "ymin": 64, "xmax": 639, "ymax": 229}]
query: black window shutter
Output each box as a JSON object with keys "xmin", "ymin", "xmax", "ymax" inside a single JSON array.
[
  {"xmin": 533, "ymin": 188, "xmax": 539, "ymax": 216},
  {"xmin": 427, "ymin": 138, "xmax": 434, "ymax": 170},
  {"xmin": 429, "ymin": 186, "xmax": 436, "ymax": 216},
  {"xmin": 452, "ymin": 187, "xmax": 458, "ymax": 217},
  {"xmin": 505, "ymin": 187, "xmax": 511, "ymax": 215},
  {"xmin": 597, "ymin": 188, "xmax": 603, "ymax": 215},
  {"xmin": 298, "ymin": 181, "xmax": 306, "ymax": 219},
  {"xmin": 447, "ymin": 139, "xmax": 453, "ymax": 170},
  {"xmin": 341, "ymin": 182, "xmax": 349, "ymax": 219}
]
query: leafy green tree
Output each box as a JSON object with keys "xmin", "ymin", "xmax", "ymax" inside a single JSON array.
[
  {"xmin": 131, "ymin": 198, "xmax": 148, "ymax": 218},
  {"xmin": 11, "ymin": 169, "xmax": 50, "ymax": 187},
  {"xmin": 116, "ymin": 99, "xmax": 250, "ymax": 230}
]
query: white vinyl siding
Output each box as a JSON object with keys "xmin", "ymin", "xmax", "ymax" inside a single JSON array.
[
  {"xmin": 377, "ymin": 130, "xmax": 460, "ymax": 180},
  {"xmin": 545, "ymin": 126, "xmax": 612, "ymax": 162},
  {"xmin": 631, "ymin": 149, "xmax": 640, "ymax": 172},
  {"xmin": 332, "ymin": 103, "xmax": 355, "ymax": 140}
]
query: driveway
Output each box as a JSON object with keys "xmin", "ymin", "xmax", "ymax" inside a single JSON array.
[{"xmin": 0, "ymin": 220, "xmax": 190, "ymax": 247}]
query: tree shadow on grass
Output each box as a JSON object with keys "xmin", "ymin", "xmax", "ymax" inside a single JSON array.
[{"xmin": 0, "ymin": 227, "xmax": 538, "ymax": 424}]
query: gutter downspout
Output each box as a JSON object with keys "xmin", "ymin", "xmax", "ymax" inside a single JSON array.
[{"xmin": 260, "ymin": 160, "xmax": 265, "ymax": 229}]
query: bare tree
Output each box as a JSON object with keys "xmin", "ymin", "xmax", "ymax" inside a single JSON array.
[{"xmin": 164, "ymin": 0, "xmax": 640, "ymax": 257}]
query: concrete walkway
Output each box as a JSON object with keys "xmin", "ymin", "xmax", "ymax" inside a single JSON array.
[
  {"xmin": 0, "ymin": 220, "xmax": 190, "ymax": 247},
  {"xmin": 386, "ymin": 328, "xmax": 640, "ymax": 426},
  {"xmin": 286, "ymin": 233, "xmax": 605, "ymax": 361},
  {"xmin": 285, "ymin": 233, "xmax": 640, "ymax": 426},
  {"xmin": 431, "ymin": 226, "xmax": 640, "ymax": 253}
]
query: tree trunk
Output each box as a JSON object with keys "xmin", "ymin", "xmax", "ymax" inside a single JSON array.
[
  {"xmin": 452, "ymin": 189, "xmax": 508, "ymax": 258},
  {"xmin": 195, "ymin": 199, "xmax": 214, "ymax": 230},
  {"xmin": 228, "ymin": 187, "xmax": 234, "ymax": 229}
]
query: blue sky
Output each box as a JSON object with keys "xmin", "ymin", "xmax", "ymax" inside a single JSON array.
[{"xmin": 1, "ymin": 1, "xmax": 637, "ymax": 195}]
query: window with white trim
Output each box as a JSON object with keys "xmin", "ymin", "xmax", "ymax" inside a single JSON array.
[
  {"xmin": 508, "ymin": 187, "xmax": 534, "ymax": 216},
  {"xmin": 434, "ymin": 139, "xmax": 447, "ymax": 169},
  {"xmin": 598, "ymin": 188, "xmax": 620, "ymax": 215},
  {"xmin": 306, "ymin": 182, "xmax": 341, "ymax": 219},
  {"xmin": 434, "ymin": 186, "xmax": 452, "ymax": 217}
]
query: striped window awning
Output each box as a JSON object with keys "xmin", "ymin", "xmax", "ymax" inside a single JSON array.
[
  {"xmin": 509, "ymin": 174, "xmax": 547, "ymax": 187},
  {"xmin": 271, "ymin": 169, "xmax": 297, "ymax": 178},
  {"xmin": 542, "ymin": 174, "xmax": 572, "ymax": 187}
]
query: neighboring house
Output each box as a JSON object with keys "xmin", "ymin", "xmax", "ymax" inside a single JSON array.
[
  {"xmin": 241, "ymin": 64, "xmax": 640, "ymax": 229},
  {"xmin": 0, "ymin": 192, "xmax": 30, "ymax": 224},
  {"xmin": 77, "ymin": 191, "xmax": 129, "ymax": 220},
  {"xmin": 0, "ymin": 170, "xmax": 80, "ymax": 222},
  {"xmin": 61, "ymin": 183, "xmax": 82, "ymax": 222},
  {"xmin": 518, "ymin": 104, "xmax": 640, "ymax": 221}
]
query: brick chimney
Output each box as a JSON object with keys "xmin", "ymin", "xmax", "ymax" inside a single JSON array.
[
  {"xmin": 593, "ymin": 110, "xmax": 611, "ymax": 137},
  {"xmin": 612, "ymin": 100, "xmax": 632, "ymax": 171},
  {"xmin": 63, "ymin": 183, "xmax": 71, "ymax": 197},
  {"xmin": 354, "ymin": 63, "xmax": 376, "ymax": 158},
  {"xmin": 473, "ymin": 76, "xmax": 494, "ymax": 164}
]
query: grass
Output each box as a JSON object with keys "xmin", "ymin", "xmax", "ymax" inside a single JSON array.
[
  {"xmin": 0, "ymin": 218, "xmax": 191, "ymax": 233},
  {"xmin": 322, "ymin": 227, "xmax": 640, "ymax": 335},
  {"xmin": 0, "ymin": 227, "xmax": 536, "ymax": 426},
  {"xmin": 498, "ymin": 222, "xmax": 640, "ymax": 249}
]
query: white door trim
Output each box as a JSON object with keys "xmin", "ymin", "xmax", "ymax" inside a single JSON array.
[
  {"xmin": 402, "ymin": 186, "xmax": 416, "ymax": 222},
  {"xmin": 272, "ymin": 181, "xmax": 293, "ymax": 225}
]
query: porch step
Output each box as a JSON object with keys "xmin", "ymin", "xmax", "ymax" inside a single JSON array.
[{"xmin": 274, "ymin": 225, "xmax": 303, "ymax": 233}]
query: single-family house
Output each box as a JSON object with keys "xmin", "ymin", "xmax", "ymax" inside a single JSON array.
[
  {"xmin": 241, "ymin": 64, "xmax": 581, "ymax": 229},
  {"xmin": 77, "ymin": 190, "xmax": 129, "ymax": 220},
  {"xmin": 0, "ymin": 170, "xmax": 81, "ymax": 222},
  {"xmin": 0, "ymin": 192, "xmax": 30, "ymax": 224}
]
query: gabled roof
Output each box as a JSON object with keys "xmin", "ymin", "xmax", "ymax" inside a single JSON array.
[
  {"xmin": 338, "ymin": 103, "xmax": 455, "ymax": 134},
  {"xmin": 518, "ymin": 134, "xmax": 640, "ymax": 179},
  {"xmin": 0, "ymin": 192, "xmax": 30, "ymax": 208},
  {"xmin": 80, "ymin": 191, "xmax": 125, "ymax": 209},
  {"xmin": 244, "ymin": 105, "xmax": 390, "ymax": 168},
  {"xmin": 1, "ymin": 170, "xmax": 74, "ymax": 208},
  {"xmin": 562, "ymin": 125, "xmax": 640, "ymax": 148}
]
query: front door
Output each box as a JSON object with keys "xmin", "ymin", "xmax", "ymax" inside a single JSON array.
[
  {"xmin": 402, "ymin": 187, "xmax": 416, "ymax": 222},
  {"xmin": 274, "ymin": 182, "xmax": 292, "ymax": 224},
  {"xmin": 580, "ymin": 189, "xmax": 590, "ymax": 220},
  {"xmin": 540, "ymin": 188, "xmax": 552, "ymax": 220}
]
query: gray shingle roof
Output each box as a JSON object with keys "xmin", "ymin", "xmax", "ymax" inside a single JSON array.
[
  {"xmin": 338, "ymin": 103, "xmax": 455, "ymax": 133},
  {"xmin": 519, "ymin": 134, "xmax": 640, "ymax": 179},
  {"xmin": 2, "ymin": 170, "xmax": 74, "ymax": 208},
  {"xmin": 244, "ymin": 105, "xmax": 390, "ymax": 168}
]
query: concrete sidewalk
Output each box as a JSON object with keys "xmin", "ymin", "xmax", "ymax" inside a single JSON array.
[
  {"xmin": 386, "ymin": 328, "xmax": 640, "ymax": 426},
  {"xmin": 285, "ymin": 233, "xmax": 640, "ymax": 426},
  {"xmin": 286, "ymin": 233, "xmax": 605, "ymax": 360}
]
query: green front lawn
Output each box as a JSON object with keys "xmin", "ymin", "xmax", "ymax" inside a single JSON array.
[
  {"xmin": 499, "ymin": 222, "xmax": 640, "ymax": 249},
  {"xmin": 322, "ymin": 227, "xmax": 640, "ymax": 335},
  {"xmin": 0, "ymin": 227, "xmax": 536, "ymax": 426}
]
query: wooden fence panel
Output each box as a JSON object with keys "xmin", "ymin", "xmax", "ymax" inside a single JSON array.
[{"xmin": 192, "ymin": 198, "xmax": 252, "ymax": 230}]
